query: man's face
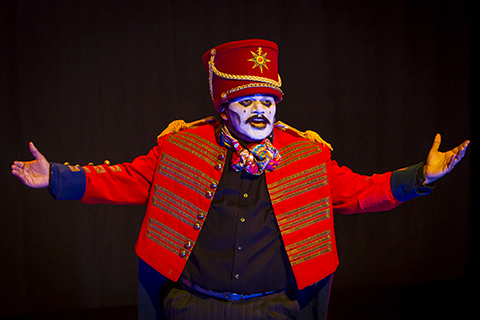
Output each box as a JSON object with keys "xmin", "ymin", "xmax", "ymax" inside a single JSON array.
[{"xmin": 222, "ymin": 94, "xmax": 277, "ymax": 142}]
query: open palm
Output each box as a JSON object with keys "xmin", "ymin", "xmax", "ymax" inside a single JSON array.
[{"xmin": 11, "ymin": 142, "xmax": 50, "ymax": 188}]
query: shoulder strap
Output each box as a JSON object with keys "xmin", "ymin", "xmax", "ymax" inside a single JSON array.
[
  {"xmin": 274, "ymin": 121, "xmax": 333, "ymax": 151},
  {"xmin": 158, "ymin": 116, "xmax": 218, "ymax": 139}
]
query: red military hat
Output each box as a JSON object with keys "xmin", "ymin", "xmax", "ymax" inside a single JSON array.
[{"xmin": 202, "ymin": 39, "xmax": 283, "ymax": 112}]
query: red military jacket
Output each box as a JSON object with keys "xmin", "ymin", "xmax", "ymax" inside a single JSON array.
[{"xmin": 79, "ymin": 120, "xmax": 402, "ymax": 290}]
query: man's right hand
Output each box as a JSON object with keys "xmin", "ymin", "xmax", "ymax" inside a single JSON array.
[{"xmin": 11, "ymin": 142, "xmax": 50, "ymax": 188}]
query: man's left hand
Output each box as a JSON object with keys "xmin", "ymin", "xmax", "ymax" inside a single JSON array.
[{"xmin": 424, "ymin": 134, "xmax": 470, "ymax": 185}]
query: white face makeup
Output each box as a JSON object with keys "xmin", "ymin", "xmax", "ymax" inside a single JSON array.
[{"xmin": 222, "ymin": 94, "xmax": 277, "ymax": 142}]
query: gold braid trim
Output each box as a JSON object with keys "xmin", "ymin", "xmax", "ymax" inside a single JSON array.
[
  {"xmin": 158, "ymin": 116, "xmax": 217, "ymax": 139},
  {"xmin": 274, "ymin": 121, "xmax": 333, "ymax": 151},
  {"xmin": 208, "ymin": 49, "xmax": 283, "ymax": 103}
]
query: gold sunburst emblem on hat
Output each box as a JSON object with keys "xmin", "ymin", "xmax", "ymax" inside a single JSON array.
[{"xmin": 248, "ymin": 47, "xmax": 270, "ymax": 73}]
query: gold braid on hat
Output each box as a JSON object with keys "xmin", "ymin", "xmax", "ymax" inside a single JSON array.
[{"xmin": 208, "ymin": 49, "xmax": 283, "ymax": 103}]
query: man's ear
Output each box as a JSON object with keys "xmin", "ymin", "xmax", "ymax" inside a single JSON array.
[{"xmin": 220, "ymin": 109, "xmax": 228, "ymax": 121}]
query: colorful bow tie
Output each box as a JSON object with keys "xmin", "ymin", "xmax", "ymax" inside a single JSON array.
[{"xmin": 219, "ymin": 126, "xmax": 281, "ymax": 175}]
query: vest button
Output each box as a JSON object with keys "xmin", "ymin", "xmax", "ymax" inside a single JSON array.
[
  {"xmin": 179, "ymin": 250, "xmax": 187, "ymax": 258},
  {"xmin": 193, "ymin": 222, "xmax": 201, "ymax": 230}
]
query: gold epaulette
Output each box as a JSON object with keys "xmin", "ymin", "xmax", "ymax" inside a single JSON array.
[
  {"xmin": 274, "ymin": 121, "xmax": 333, "ymax": 151},
  {"xmin": 158, "ymin": 116, "xmax": 217, "ymax": 139}
]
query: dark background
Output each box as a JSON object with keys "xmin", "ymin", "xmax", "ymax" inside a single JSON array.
[{"xmin": 0, "ymin": 0, "xmax": 474, "ymax": 319}]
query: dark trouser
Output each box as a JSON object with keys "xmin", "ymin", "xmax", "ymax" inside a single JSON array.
[
  {"xmin": 139, "ymin": 259, "xmax": 333, "ymax": 320},
  {"xmin": 163, "ymin": 287, "xmax": 300, "ymax": 320},
  {"xmin": 295, "ymin": 274, "xmax": 333, "ymax": 320}
]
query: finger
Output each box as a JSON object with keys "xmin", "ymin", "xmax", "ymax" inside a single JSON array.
[
  {"xmin": 12, "ymin": 161, "xmax": 25, "ymax": 169},
  {"xmin": 456, "ymin": 146, "xmax": 467, "ymax": 159},
  {"xmin": 447, "ymin": 154, "xmax": 457, "ymax": 171},
  {"xmin": 429, "ymin": 133, "xmax": 441, "ymax": 153},
  {"xmin": 453, "ymin": 140, "xmax": 470, "ymax": 158},
  {"xmin": 11, "ymin": 167, "xmax": 24, "ymax": 179},
  {"xmin": 29, "ymin": 142, "xmax": 45, "ymax": 161}
]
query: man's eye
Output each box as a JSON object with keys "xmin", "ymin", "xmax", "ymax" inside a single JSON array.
[
  {"xmin": 261, "ymin": 100, "xmax": 272, "ymax": 107},
  {"xmin": 239, "ymin": 100, "xmax": 252, "ymax": 107}
]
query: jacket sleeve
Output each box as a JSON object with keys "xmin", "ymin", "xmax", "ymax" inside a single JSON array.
[
  {"xmin": 49, "ymin": 141, "xmax": 163, "ymax": 205},
  {"xmin": 327, "ymin": 160, "xmax": 432, "ymax": 214}
]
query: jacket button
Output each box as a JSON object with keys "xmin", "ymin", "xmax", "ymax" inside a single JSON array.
[
  {"xmin": 197, "ymin": 212, "xmax": 205, "ymax": 220},
  {"xmin": 210, "ymin": 182, "xmax": 218, "ymax": 189},
  {"xmin": 193, "ymin": 222, "xmax": 201, "ymax": 230},
  {"xmin": 179, "ymin": 250, "xmax": 187, "ymax": 258},
  {"xmin": 218, "ymin": 153, "xmax": 225, "ymax": 160},
  {"xmin": 184, "ymin": 241, "xmax": 192, "ymax": 249},
  {"xmin": 205, "ymin": 191, "xmax": 213, "ymax": 199},
  {"xmin": 214, "ymin": 163, "xmax": 223, "ymax": 170}
]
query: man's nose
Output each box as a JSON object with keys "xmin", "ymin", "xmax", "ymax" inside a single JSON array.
[{"xmin": 251, "ymin": 100, "xmax": 265, "ymax": 113}]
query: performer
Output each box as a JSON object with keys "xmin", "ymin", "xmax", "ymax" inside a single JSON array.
[{"xmin": 11, "ymin": 40, "xmax": 469, "ymax": 320}]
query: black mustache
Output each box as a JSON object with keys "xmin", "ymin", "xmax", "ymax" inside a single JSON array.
[{"xmin": 246, "ymin": 115, "xmax": 271, "ymax": 124}]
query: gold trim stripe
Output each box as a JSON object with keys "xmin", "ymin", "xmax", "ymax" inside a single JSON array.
[
  {"xmin": 151, "ymin": 194, "xmax": 195, "ymax": 225},
  {"xmin": 268, "ymin": 164, "xmax": 326, "ymax": 190},
  {"xmin": 108, "ymin": 165, "xmax": 122, "ymax": 172},
  {"xmin": 276, "ymin": 142, "xmax": 321, "ymax": 169},
  {"xmin": 180, "ymin": 131, "xmax": 224, "ymax": 155},
  {"xmin": 147, "ymin": 217, "xmax": 194, "ymax": 252},
  {"xmin": 168, "ymin": 135, "xmax": 218, "ymax": 167},
  {"xmin": 285, "ymin": 230, "xmax": 331, "ymax": 254},
  {"xmin": 162, "ymin": 153, "xmax": 217, "ymax": 187},
  {"xmin": 276, "ymin": 151, "xmax": 315, "ymax": 170},
  {"xmin": 276, "ymin": 197, "xmax": 329, "ymax": 222},
  {"xmin": 279, "ymin": 208, "xmax": 330, "ymax": 235},
  {"xmin": 149, "ymin": 217, "xmax": 190, "ymax": 241},
  {"xmin": 277, "ymin": 198, "xmax": 330, "ymax": 230},
  {"xmin": 158, "ymin": 156, "xmax": 208, "ymax": 196},
  {"xmin": 220, "ymin": 83, "xmax": 283, "ymax": 103},
  {"xmin": 93, "ymin": 165, "xmax": 106, "ymax": 174},
  {"xmin": 270, "ymin": 174, "xmax": 328, "ymax": 205},
  {"xmin": 290, "ymin": 242, "xmax": 332, "ymax": 266},
  {"xmin": 279, "ymin": 140, "xmax": 320, "ymax": 158},
  {"xmin": 153, "ymin": 188, "xmax": 197, "ymax": 219},
  {"xmin": 147, "ymin": 228, "xmax": 182, "ymax": 252},
  {"xmin": 146, "ymin": 230, "xmax": 178, "ymax": 255},
  {"xmin": 154, "ymin": 184, "xmax": 202, "ymax": 215}
]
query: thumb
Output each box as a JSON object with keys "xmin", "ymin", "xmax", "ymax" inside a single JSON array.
[
  {"xmin": 29, "ymin": 142, "xmax": 46, "ymax": 161},
  {"xmin": 429, "ymin": 133, "xmax": 441, "ymax": 154}
]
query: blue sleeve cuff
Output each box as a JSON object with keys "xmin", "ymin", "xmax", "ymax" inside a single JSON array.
[
  {"xmin": 49, "ymin": 163, "xmax": 87, "ymax": 200},
  {"xmin": 390, "ymin": 163, "xmax": 434, "ymax": 202}
]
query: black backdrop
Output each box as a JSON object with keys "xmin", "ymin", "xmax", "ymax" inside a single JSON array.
[{"xmin": 0, "ymin": 0, "xmax": 474, "ymax": 318}]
